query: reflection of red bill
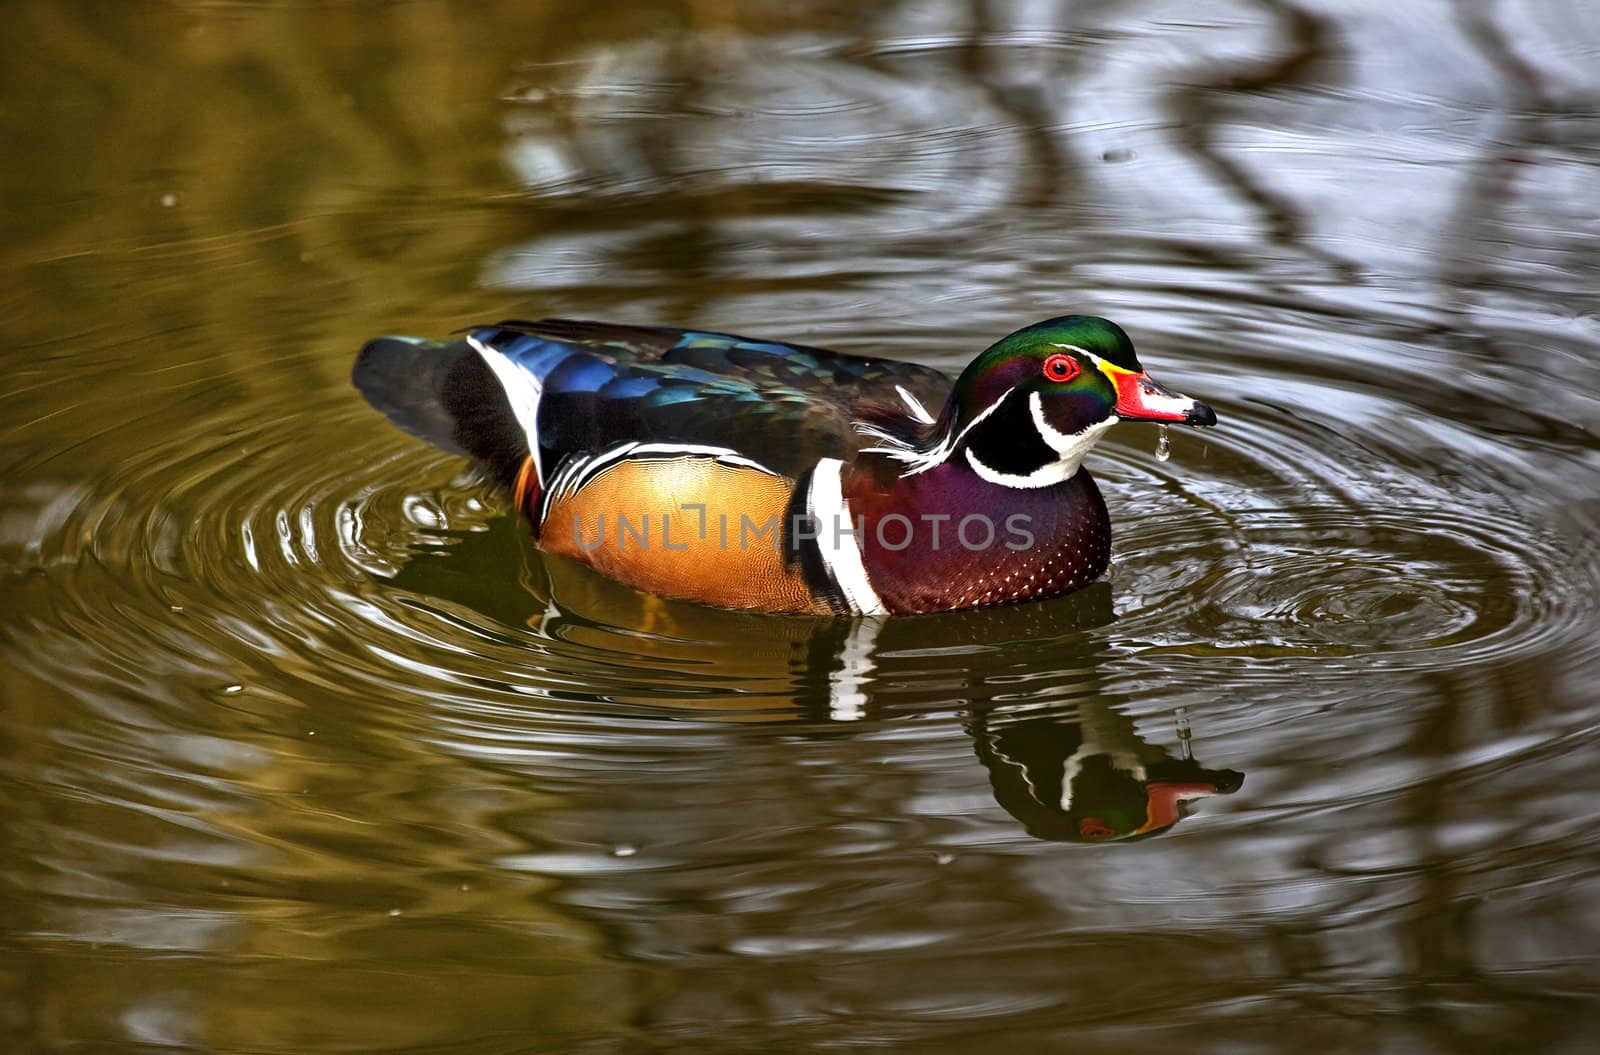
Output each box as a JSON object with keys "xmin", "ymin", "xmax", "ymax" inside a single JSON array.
[
  {"xmin": 1136, "ymin": 781, "xmax": 1226, "ymax": 835},
  {"xmin": 1076, "ymin": 780, "xmax": 1223, "ymax": 840}
]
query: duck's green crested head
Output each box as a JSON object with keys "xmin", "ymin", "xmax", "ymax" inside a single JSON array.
[
  {"xmin": 953, "ymin": 315, "xmax": 1142, "ymax": 429},
  {"xmin": 982, "ymin": 314, "xmax": 1146, "ymax": 375},
  {"xmin": 924, "ymin": 315, "xmax": 1217, "ymax": 487}
]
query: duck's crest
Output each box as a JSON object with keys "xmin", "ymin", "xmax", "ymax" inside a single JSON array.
[
  {"xmin": 853, "ymin": 389, "xmax": 1021, "ymax": 478},
  {"xmin": 852, "ymin": 398, "xmax": 955, "ymax": 475}
]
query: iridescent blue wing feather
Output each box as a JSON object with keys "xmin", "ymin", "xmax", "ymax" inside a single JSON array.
[{"xmin": 461, "ymin": 319, "xmax": 953, "ymax": 479}]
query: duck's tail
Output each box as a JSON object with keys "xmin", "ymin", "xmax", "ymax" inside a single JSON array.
[{"xmin": 352, "ymin": 335, "xmax": 530, "ymax": 486}]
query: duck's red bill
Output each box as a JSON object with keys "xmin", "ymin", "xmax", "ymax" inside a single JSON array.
[{"xmin": 1112, "ymin": 370, "xmax": 1217, "ymax": 427}]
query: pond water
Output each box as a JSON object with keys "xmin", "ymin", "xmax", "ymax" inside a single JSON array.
[{"xmin": 4, "ymin": 1, "xmax": 1600, "ymax": 1051}]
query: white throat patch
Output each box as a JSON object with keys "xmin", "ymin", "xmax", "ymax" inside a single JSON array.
[{"xmin": 965, "ymin": 392, "xmax": 1116, "ymax": 488}]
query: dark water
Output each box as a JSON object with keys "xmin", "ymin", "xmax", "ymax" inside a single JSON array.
[{"xmin": 4, "ymin": 1, "xmax": 1600, "ymax": 1051}]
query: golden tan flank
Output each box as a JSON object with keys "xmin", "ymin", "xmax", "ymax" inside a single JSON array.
[{"xmin": 541, "ymin": 457, "xmax": 831, "ymax": 614}]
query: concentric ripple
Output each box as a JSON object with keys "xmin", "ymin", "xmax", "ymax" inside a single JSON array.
[
  {"xmin": 1093, "ymin": 399, "xmax": 1596, "ymax": 675},
  {"xmin": 4, "ymin": 343, "xmax": 1594, "ymax": 737}
]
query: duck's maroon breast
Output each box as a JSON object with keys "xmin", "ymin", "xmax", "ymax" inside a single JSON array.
[{"xmin": 848, "ymin": 463, "xmax": 1111, "ymax": 615}]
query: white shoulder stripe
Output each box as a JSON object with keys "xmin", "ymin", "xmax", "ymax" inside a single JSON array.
[
  {"xmin": 467, "ymin": 335, "xmax": 544, "ymax": 484},
  {"xmin": 807, "ymin": 458, "xmax": 887, "ymax": 616}
]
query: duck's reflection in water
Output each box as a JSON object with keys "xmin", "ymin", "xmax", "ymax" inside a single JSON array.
[
  {"xmin": 970, "ymin": 701, "xmax": 1243, "ymax": 842},
  {"xmin": 391, "ymin": 515, "xmax": 1245, "ymax": 842}
]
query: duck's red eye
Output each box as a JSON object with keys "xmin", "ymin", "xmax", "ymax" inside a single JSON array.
[{"xmin": 1043, "ymin": 353, "xmax": 1080, "ymax": 383}]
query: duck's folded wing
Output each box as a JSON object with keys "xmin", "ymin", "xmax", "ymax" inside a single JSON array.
[
  {"xmin": 503, "ymin": 318, "xmax": 952, "ymax": 432},
  {"xmin": 355, "ymin": 318, "xmax": 952, "ymax": 483}
]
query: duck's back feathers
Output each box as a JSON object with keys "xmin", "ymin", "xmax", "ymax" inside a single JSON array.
[{"xmin": 355, "ymin": 319, "xmax": 954, "ymax": 482}]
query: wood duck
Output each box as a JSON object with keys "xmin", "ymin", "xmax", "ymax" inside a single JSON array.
[
  {"xmin": 353, "ymin": 315, "xmax": 1216, "ymax": 615},
  {"xmin": 970, "ymin": 702, "xmax": 1244, "ymax": 842}
]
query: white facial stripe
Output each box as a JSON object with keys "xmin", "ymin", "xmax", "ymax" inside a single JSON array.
[
  {"xmin": 807, "ymin": 458, "xmax": 887, "ymax": 616},
  {"xmin": 468, "ymin": 335, "xmax": 545, "ymax": 484}
]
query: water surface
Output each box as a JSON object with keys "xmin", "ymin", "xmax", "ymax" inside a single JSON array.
[{"xmin": 4, "ymin": 1, "xmax": 1600, "ymax": 1052}]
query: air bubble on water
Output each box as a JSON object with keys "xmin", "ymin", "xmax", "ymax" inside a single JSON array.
[
  {"xmin": 610, "ymin": 844, "xmax": 638, "ymax": 858},
  {"xmin": 160, "ymin": 193, "xmax": 177, "ymax": 208},
  {"xmin": 1155, "ymin": 425, "xmax": 1172, "ymax": 463}
]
